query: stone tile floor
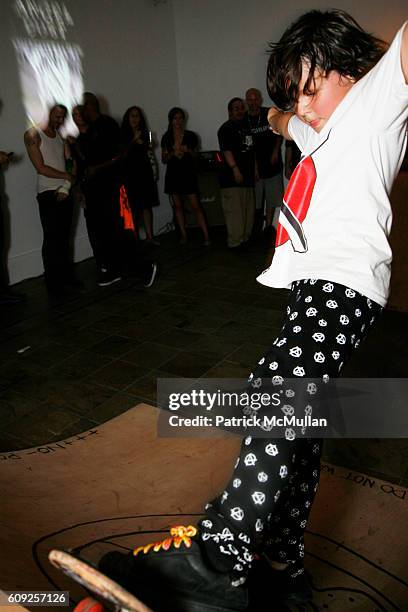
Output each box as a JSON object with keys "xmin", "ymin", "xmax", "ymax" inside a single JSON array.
[{"xmin": 1, "ymin": 227, "xmax": 407, "ymax": 486}]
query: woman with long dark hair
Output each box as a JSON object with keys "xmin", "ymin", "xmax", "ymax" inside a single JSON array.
[
  {"xmin": 120, "ymin": 106, "xmax": 159, "ymax": 244},
  {"xmin": 161, "ymin": 107, "xmax": 210, "ymax": 245}
]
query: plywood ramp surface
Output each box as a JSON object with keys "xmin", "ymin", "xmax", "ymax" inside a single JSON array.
[{"xmin": 1, "ymin": 404, "xmax": 407, "ymax": 611}]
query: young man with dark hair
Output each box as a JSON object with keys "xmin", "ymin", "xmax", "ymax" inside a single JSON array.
[{"xmin": 57, "ymin": 11, "xmax": 407, "ymax": 611}]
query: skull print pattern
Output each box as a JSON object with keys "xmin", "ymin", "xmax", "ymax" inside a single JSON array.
[{"xmin": 199, "ymin": 279, "xmax": 382, "ymax": 581}]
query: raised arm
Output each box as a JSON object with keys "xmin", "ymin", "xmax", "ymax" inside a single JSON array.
[
  {"xmin": 267, "ymin": 108, "xmax": 294, "ymax": 140},
  {"xmin": 24, "ymin": 129, "xmax": 69, "ymax": 180},
  {"xmin": 402, "ymin": 22, "xmax": 408, "ymax": 84}
]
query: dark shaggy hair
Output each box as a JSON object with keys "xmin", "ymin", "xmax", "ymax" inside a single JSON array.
[
  {"xmin": 168, "ymin": 106, "xmax": 185, "ymax": 125},
  {"xmin": 83, "ymin": 92, "xmax": 100, "ymax": 113},
  {"xmin": 162, "ymin": 107, "xmax": 186, "ymax": 149},
  {"xmin": 227, "ymin": 97, "xmax": 244, "ymax": 113},
  {"xmin": 267, "ymin": 10, "xmax": 386, "ymax": 110},
  {"xmin": 120, "ymin": 105, "xmax": 149, "ymax": 145},
  {"xmin": 50, "ymin": 103, "xmax": 68, "ymax": 117}
]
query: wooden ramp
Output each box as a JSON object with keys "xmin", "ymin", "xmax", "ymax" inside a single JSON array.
[{"xmin": 0, "ymin": 404, "xmax": 407, "ymax": 611}]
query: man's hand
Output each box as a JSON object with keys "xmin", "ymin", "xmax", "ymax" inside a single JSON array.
[
  {"xmin": 0, "ymin": 151, "xmax": 9, "ymax": 165},
  {"xmin": 56, "ymin": 190, "xmax": 69, "ymax": 201},
  {"xmin": 233, "ymin": 166, "xmax": 244, "ymax": 184},
  {"xmin": 56, "ymin": 180, "xmax": 71, "ymax": 201}
]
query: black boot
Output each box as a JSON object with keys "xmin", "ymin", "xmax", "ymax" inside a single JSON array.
[
  {"xmin": 98, "ymin": 525, "xmax": 248, "ymax": 612},
  {"xmin": 248, "ymin": 556, "xmax": 312, "ymax": 607}
]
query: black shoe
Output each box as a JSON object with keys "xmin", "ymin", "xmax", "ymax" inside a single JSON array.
[
  {"xmin": 248, "ymin": 556, "xmax": 312, "ymax": 606},
  {"xmin": 0, "ymin": 291, "xmax": 26, "ymax": 305},
  {"xmin": 142, "ymin": 262, "xmax": 157, "ymax": 288},
  {"xmin": 97, "ymin": 269, "xmax": 122, "ymax": 287},
  {"xmin": 98, "ymin": 525, "xmax": 248, "ymax": 612}
]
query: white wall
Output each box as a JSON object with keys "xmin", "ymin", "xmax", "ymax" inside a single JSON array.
[
  {"xmin": 173, "ymin": 0, "xmax": 408, "ymax": 149},
  {"xmin": 71, "ymin": 0, "xmax": 180, "ymax": 234},
  {"xmin": 1, "ymin": 0, "xmax": 407, "ymax": 284}
]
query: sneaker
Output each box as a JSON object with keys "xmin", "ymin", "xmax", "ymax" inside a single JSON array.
[
  {"xmin": 142, "ymin": 262, "xmax": 157, "ymax": 288},
  {"xmin": 98, "ymin": 525, "xmax": 248, "ymax": 612},
  {"xmin": 97, "ymin": 270, "xmax": 122, "ymax": 287}
]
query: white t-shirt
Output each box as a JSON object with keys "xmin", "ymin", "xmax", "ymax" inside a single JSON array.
[
  {"xmin": 37, "ymin": 129, "xmax": 66, "ymax": 194},
  {"xmin": 257, "ymin": 23, "xmax": 408, "ymax": 307}
]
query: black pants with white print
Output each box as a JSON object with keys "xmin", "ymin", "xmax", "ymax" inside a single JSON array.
[{"xmin": 199, "ymin": 279, "xmax": 382, "ymax": 583}]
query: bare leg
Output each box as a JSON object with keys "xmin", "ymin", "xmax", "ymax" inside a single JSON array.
[
  {"xmin": 134, "ymin": 209, "xmax": 143, "ymax": 239},
  {"xmin": 171, "ymin": 194, "xmax": 187, "ymax": 242},
  {"xmin": 187, "ymin": 193, "xmax": 210, "ymax": 242}
]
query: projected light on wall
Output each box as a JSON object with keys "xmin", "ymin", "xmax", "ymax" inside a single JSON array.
[{"xmin": 12, "ymin": 0, "xmax": 83, "ymax": 134}]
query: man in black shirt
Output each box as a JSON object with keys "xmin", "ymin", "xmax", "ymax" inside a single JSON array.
[
  {"xmin": 81, "ymin": 92, "xmax": 123, "ymax": 286},
  {"xmin": 217, "ymin": 97, "xmax": 255, "ymax": 249},
  {"xmin": 245, "ymin": 88, "xmax": 283, "ymax": 236}
]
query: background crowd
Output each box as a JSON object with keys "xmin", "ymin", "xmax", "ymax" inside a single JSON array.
[{"xmin": 1, "ymin": 86, "xmax": 300, "ymax": 301}]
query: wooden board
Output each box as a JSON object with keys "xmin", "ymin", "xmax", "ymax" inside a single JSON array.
[{"xmin": 1, "ymin": 404, "xmax": 407, "ymax": 610}]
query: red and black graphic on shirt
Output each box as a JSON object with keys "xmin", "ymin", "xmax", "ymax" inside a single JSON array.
[{"xmin": 276, "ymin": 155, "xmax": 316, "ymax": 253}]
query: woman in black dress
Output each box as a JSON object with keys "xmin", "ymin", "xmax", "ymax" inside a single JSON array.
[
  {"xmin": 161, "ymin": 107, "xmax": 210, "ymax": 245},
  {"xmin": 120, "ymin": 106, "xmax": 159, "ymax": 244}
]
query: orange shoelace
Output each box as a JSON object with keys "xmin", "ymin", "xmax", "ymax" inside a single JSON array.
[{"xmin": 133, "ymin": 525, "xmax": 197, "ymax": 557}]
